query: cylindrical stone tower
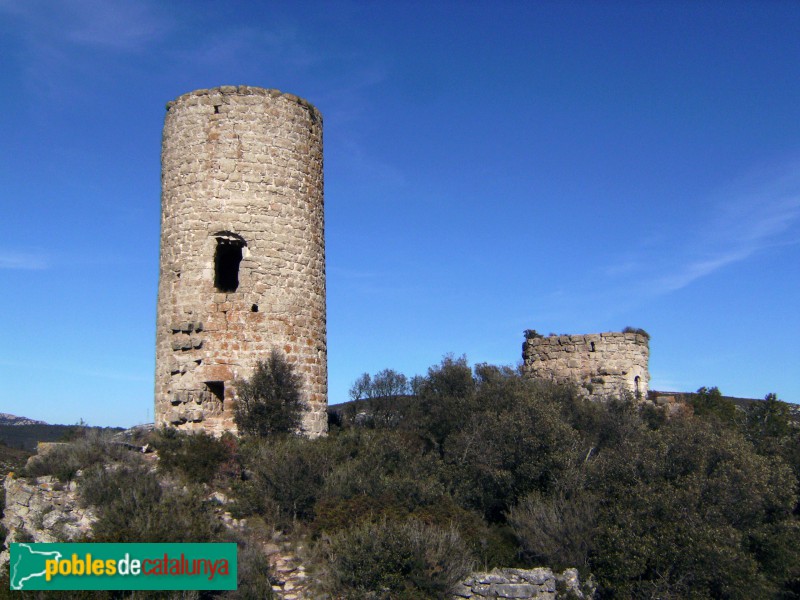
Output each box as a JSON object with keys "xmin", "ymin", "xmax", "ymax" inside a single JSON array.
[
  {"xmin": 155, "ymin": 86, "xmax": 327, "ymax": 436},
  {"xmin": 522, "ymin": 330, "xmax": 650, "ymax": 401}
]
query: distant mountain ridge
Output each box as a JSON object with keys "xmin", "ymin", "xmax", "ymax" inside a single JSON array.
[{"xmin": 0, "ymin": 413, "xmax": 47, "ymax": 426}]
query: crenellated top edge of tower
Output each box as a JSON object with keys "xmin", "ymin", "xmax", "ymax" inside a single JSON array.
[
  {"xmin": 165, "ymin": 86, "xmax": 322, "ymax": 122},
  {"xmin": 523, "ymin": 329, "xmax": 650, "ymax": 347}
]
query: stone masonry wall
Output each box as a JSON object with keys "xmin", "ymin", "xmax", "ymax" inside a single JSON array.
[
  {"xmin": 522, "ymin": 330, "xmax": 649, "ymax": 401},
  {"xmin": 453, "ymin": 567, "xmax": 592, "ymax": 600},
  {"xmin": 155, "ymin": 86, "xmax": 327, "ymax": 436}
]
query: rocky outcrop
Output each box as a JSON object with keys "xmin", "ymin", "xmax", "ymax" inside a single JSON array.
[
  {"xmin": 0, "ymin": 413, "xmax": 47, "ymax": 426},
  {"xmin": 1, "ymin": 473, "xmax": 96, "ymax": 566},
  {"xmin": 453, "ymin": 567, "xmax": 592, "ymax": 600}
]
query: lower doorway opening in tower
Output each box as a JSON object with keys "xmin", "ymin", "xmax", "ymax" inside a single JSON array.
[
  {"xmin": 214, "ymin": 234, "xmax": 246, "ymax": 292},
  {"xmin": 205, "ymin": 381, "xmax": 225, "ymax": 407}
]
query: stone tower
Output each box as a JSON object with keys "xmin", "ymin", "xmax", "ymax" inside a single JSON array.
[
  {"xmin": 155, "ymin": 86, "xmax": 327, "ymax": 436},
  {"xmin": 522, "ymin": 330, "xmax": 649, "ymax": 401}
]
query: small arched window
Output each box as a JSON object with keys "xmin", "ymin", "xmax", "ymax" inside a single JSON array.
[
  {"xmin": 213, "ymin": 232, "xmax": 246, "ymax": 292},
  {"xmin": 634, "ymin": 375, "xmax": 641, "ymax": 398},
  {"xmin": 590, "ymin": 342, "xmax": 596, "ymax": 352}
]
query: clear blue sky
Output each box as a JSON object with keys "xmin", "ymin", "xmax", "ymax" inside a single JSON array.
[{"xmin": 1, "ymin": 1, "xmax": 798, "ymax": 427}]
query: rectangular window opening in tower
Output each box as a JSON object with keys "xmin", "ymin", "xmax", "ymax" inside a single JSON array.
[
  {"xmin": 205, "ymin": 381, "xmax": 224, "ymax": 404},
  {"xmin": 214, "ymin": 239, "xmax": 244, "ymax": 292}
]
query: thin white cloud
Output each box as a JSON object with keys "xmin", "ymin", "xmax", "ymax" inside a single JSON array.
[
  {"xmin": 0, "ymin": 0, "xmax": 172, "ymax": 99},
  {"xmin": 650, "ymin": 248, "xmax": 752, "ymax": 294},
  {"xmin": 0, "ymin": 252, "xmax": 48, "ymax": 270},
  {"xmin": 603, "ymin": 159, "xmax": 800, "ymax": 298},
  {"xmin": 0, "ymin": 0, "xmax": 170, "ymax": 52},
  {"xmin": 599, "ymin": 260, "xmax": 641, "ymax": 277},
  {"xmin": 654, "ymin": 168, "xmax": 800, "ymax": 294},
  {"xmin": 65, "ymin": 0, "xmax": 170, "ymax": 51}
]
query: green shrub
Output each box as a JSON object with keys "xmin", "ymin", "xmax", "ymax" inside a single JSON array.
[
  {"xmin": 80, "ymin": 463, "xmax": 222, "ymax": 543},
  {"xmin": 445, "ymin": 389, "xmax": 580, "ymax": 522},
  {"xmin": 57, "ymin": 418, "xmax": 90, "ymax": 442},
  {"xmin": 221, "ymin": 537, "xmax": 275, "ymax": 599},
  {"xmin": 508, "ymin": 488, "xmax": 596, "ymax": 569},
  {"xmin": 153, "ymin": 428, "xmax": 238, "ymax": 485},
  {"xmin": 234, "ymin": 349, "xmax": 304, "ymax": 437},
  {"xmin": 586, "ymin": 414, "xmax": 796, "ymax": 598},
  {"xmin": 299, "ymin": 427, "xmax": 453, "ymax": 539},
  {"xmin": 22, "ymin": 432, "xmax": 133, "ymax": 482},
  {"xmin": 403, "ymin": 355, "xmax": 477, "ymax": 449},
  {"xmin": 314, "ymin": 518, "xmax": 473, "ymax": 600},
  {"xmin": 233, "ymin": 436, "xmax": 327, "ymax": 527},
  {"xmin": 80, "ymin": 463, "xmax": 161, "ymax": 511},
  {"xmin": 690, "ymin": 386, "xmax": 739, "ymax": 425},
  {"xmin": 622, "ymin": 326, "xmax": 650, "ymax": 339},
  {"xmin": 349, "ymin": 368, "xmax": 410, "ymax": 403},
  {"xmin": 218, "ymin": 357, "xmax": 799, "ymax": 598}
]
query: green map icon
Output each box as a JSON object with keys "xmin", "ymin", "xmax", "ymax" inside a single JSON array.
[{"xmin": 9, "ymin": 543, "xmax": 63, "ymax": 590}]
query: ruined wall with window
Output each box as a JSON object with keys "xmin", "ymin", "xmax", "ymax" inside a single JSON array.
[
  {"xmin": 155, "ymin": 86, "xmax": 327, "ymax": 436},
  {"xmin": 521, "ymin": 330, "xmax": 649, "ymax": 401}
]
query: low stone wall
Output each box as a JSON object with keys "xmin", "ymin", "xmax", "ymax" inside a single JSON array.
[{"xmin": 453, "ymin": 567, "xmax": 591, "ymax": 600}]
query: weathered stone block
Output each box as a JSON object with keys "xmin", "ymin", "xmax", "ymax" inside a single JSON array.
[
  {"xmin": 492, "ymin": 583, "xmax": 540, "ymax": 598},
  {"xmin": 42, "ymin": 511, "xmax": 63, "ymax": 529}
]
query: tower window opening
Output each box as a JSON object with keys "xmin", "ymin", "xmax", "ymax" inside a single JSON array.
[
  {"xmin": 206, "ymin": 381, "xmax": 224, "ymax": 403},
  {"xmin": 590, "ymin": 342, "xmax": 596, "ymax": 352},
  {"xmin": 214, "ymin": 236, "xmax": 245, "ymax": 292},
  {"xmin": 634, "ymin": 376, "xmax": 641, "ymax": 398}
]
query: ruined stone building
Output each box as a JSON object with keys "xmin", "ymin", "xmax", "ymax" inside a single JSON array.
[
  {"xmin": 522, "ymin": 330, "xmax": 650, "ymax": 401},
  {"xmin": 155, "ymin": 86, "xmax": 327, "ymax": 436}
]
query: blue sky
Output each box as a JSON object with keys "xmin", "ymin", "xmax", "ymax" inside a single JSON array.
[{"xmin": 1, "ymin": 1, "xmax": 798, "ymax": 427}]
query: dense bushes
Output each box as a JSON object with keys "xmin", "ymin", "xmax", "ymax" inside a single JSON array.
[
  {"xmin": 220, "ymin": 358, "xmax": 800, "ymax": 598},
  {"xmin": 21, "ymin": 431, "xmax": 132, "ymax": 482},
  {"xmin": 314, "ymin": 519, "xmax": 473, "ymax": 599},
  {"xmin": 349, "ymin": 368, "xmax": 410, "ymax": 402},
  {"xmin": 7, "ymin": 355, "xmax": 798, "ymax": 598},
  {"xmin": 233, "ymin": 435, "xmax": 331, "ymax": 526},
  {"xmin": 586, "ymin": 416, "xmax": 795, "ymax": 598},
  {"xmin": 508, "ymin": 487, "xmax": 596, "ymax": 569},
  {"xmin": 80, "ymin": 462, "xmax": 223, "ymax": 544},
  {"xmin": 153, "ymin": 428, "xmax": 238, "ymax": 484}
]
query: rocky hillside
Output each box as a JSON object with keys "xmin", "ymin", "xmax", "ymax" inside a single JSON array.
[{"xmin": 0, "ymin": 414, "xmax": 46, "ymax": 427}]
